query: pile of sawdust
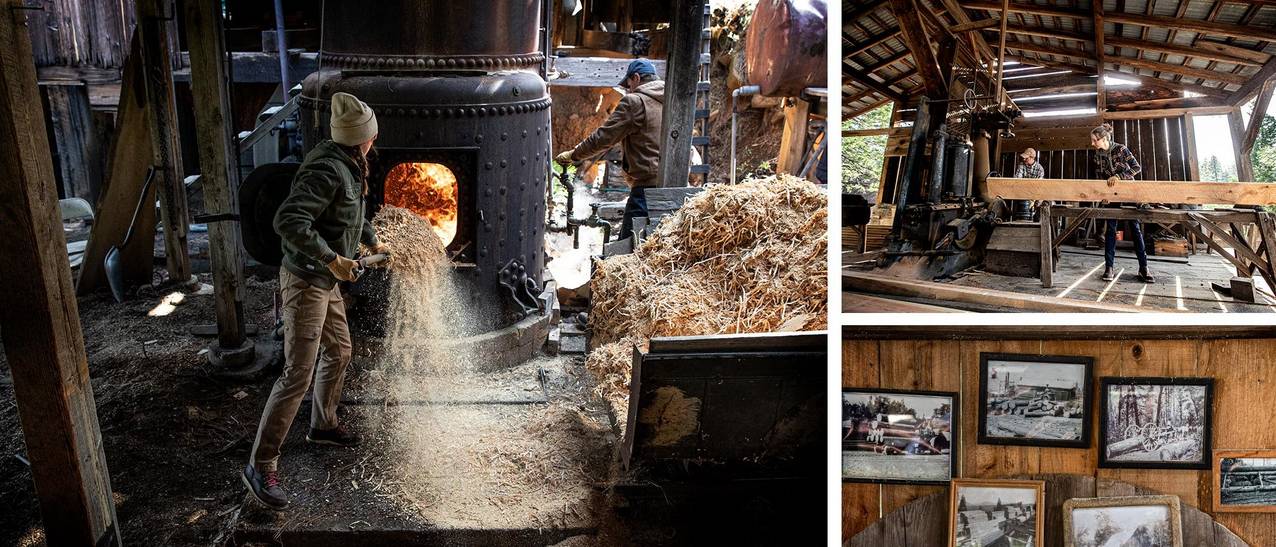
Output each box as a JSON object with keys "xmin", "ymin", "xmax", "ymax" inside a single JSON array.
[{"xmin": 586, "ymin": 174, "xmax": 827, "ymax": 421}]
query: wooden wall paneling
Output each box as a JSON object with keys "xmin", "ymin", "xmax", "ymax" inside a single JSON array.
[
  {"xmin": 842, "ymin": 340, "xmax": 883, "ymax": 539},
  {"xmin": 878, "ymin": 340, "xmax": 959, "ymax": 517},
  {"xmin": 1207, "ymin": 339, "xmax": 1276, "ymax": 546},
  {"xmin": 1137, "ymin": 119, "xmax": 1157, "ymax": 181},
  {"xmin": 1153, "ymin": 117, "xmax": 1169, "ymax": 182},
  {"xmin": 1167, "ymin": 116, "xmax": 1186, "ymax": 181},
  {"xmin": 1034, "ymin": 340, "xmax": 1122, "ymax": 476}
]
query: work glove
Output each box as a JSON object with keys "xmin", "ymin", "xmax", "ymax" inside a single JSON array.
[
  {"xmin": 327, "ymin": 255, "xmax": 359, "ymax": 282},
  {"xmin": 371, "ymin": 242, "xmax": 391, "ymax": 257},
  {"xmin": 554, "ymin": 149, "xmax": 575, "ymax": 165},
  {"xmin": 1106, "ymin": 176, "xmax": 1120, "ymax": 188}
]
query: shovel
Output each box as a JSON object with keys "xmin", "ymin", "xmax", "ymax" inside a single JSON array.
[
  {"xmin": 352, "ymin": 253, "xmax": 390, "ymax": 281},
  {"xmin": 106, "ymin": 166, "xmax": 157, "ymax": 302}
]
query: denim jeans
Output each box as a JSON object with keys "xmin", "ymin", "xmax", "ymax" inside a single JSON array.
[
  {"xmin": 1104, "ymin": 219, "xmax": 1148, "ymax": 270},
  {"xmin": 618, "ymin": 187, "xmax": 649, "ymax": 242}
]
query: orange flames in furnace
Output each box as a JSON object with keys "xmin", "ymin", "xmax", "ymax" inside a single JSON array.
[{"xmin": 384, "ymin": 162, "xmax": 458, "ymax": 245}]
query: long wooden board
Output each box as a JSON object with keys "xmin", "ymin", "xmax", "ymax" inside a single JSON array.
[
  {"xmin": 987, "ymin": 176, "xmax": 1276, "ymax": 206},
  {"xmin": 843, "ymin": 271, "xmax": 1159, "ymax": 313}
]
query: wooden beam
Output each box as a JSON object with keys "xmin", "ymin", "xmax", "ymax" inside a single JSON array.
[
  {"xmin": 1184, "ymin": 113, "xmax": 1201, "ymax": 181},
  {"xmin": 888, "ymin": 0, "xmax": 947, "ymax": 98},
  {"xmin": 842, "ymin": 62, "xmax": 905, "ymax": 103},
  {"xmin": 1227, "ymin": 57, "xmax": 1276, "ymax": 107},
  {"xmin": 845, "ymin": 0, "xmax": 888, "ymax": 24},
  {"xmin": 1093, "ymin": 0, "xmax": 1106, "ymax": 115},
  {"xmin": 1008, "ymin": 83, "xmax": 1097, "ymax": 99},
  {"xmin": 987, "ymin": 23, "xmax": 1093, "ymax": 44},
  {"xmin": 1196, "ymin": 40, "xmax": 1271, "ymax": 65},
  {"xmin": 1229, "ymin": 108, "xmax": 1255, "ymax": 183},
  {"xmin": 987, "ymin": 177, "xmax": 1276, "ymax": 205},
  {"xmin": 1104, "ymin": 12, "xmax": 1276, "ymax": 43},
  {"xmin": 777, "ymin": 97, "xmax": 812, "ymax": 175},
  {"xmin": 1241, "ymin": 80, "xmax": 1276, "ymax": 154},
  {"xmin": 842, "ymin": 324, "xmax": 1276, "ymax": 339},
  {"xmin": 951, "ymin": 18, "xmax": 999, "ymax": 33},
  {"xmin": 993, "ymin": 0, "xmax": 1010, "ymax": 102},
  {"xmin": 845, "ymin": 97, "xmax": 892, "ymax": 120},
  {"xmin": 843, "ymin": 127, "xmax": 895, "ymax": 137},
  {"xmin": 846, "ymin": 28, "xmax": 901, "ymax": 59},
  {"xmin": 184, "ymin": 0, "xmax": 250, "ymax": 352},
  {"xmin": 1106, "ymin": 37, "xmax": 1263, "ymax": 68},
  {"xmin": 843, "ymin": 271, "xmax": 1153, "ymax": 313},
  {"xmin": 0, "ymin": 3, "xmax": 121, "ymax": 544},
  {"xmin": 851, "ymin": 48, "xmax": 910, "ymax": 74},
  {"xmin": 963, "ymin": 0, "xmax": 1090, "ymax": 19},
  {"xmin": 656, "ymin": 0, "xmax": 703, "ymax": 187},
  {"xmin": 1107, "ymin": 55, "xmax": 1248, "ymax": 86},
  {"xmin": 137, "ymin": 0, "xmax": 191, "ymax": 281}
]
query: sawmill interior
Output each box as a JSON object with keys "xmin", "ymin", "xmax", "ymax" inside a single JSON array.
[
  {"xmin": 842, "ymin": 0, "xmax": 1276, "ymax": 313},
  {"xmin": 0, "ymin": 0, "xmax": 828, "ymax": 545}
]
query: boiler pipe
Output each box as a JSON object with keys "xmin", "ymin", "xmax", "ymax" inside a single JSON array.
[{"xmin": 731, "ymin": 85, "xmax": 761, "ymax": 184}]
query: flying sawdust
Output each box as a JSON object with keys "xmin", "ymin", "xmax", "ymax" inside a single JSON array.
[{"xmin": 367, "ymin": 206, "xmax": 608, "ymax": 528}]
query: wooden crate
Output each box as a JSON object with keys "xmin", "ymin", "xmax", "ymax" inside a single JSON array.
[
  {"xmin": 1154, "ymin": 237, "xmax": 1190, "ymax": 257},
  {"xmin": 984, "ymin": 222, "xmax": 1041, "ymax": 278}
]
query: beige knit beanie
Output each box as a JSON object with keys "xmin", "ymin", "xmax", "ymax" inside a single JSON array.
[{"xmin": 330, "ymin": 92, "xmax": 378, "ymax": 146}]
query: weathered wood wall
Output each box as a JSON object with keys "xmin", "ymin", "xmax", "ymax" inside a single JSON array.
[
  {"xmin": 996, "ymin": 117, "xmax": 1193, "ymax": 182},
  {"xmin": 25, "ymin": 0, "xmax": 137, "ymax": 68},
  {"xmin": 842, "ymin": 337, "xmax": 1276, "ymax": 547}
]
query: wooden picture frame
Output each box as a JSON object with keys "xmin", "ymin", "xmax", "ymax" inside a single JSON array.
[
  {"xmin": 1098, "ymin": 377, "xmax": 1213, "ymax": 470},
  {"xmin": 1213, "ymin": 449, "xmax": 1276, "ymax": 513},
  {"xmin": 841, "ymin": 387, "xmax": 959, "ymax": 485},
  {"xmin": 1063, "ymin": 495, "xmax": 1183, "ymax": 547},
  {"xmin": 948, "ymin": 478, "xmax": 1045, "ymax": 547},
  {"xmin": 978, "ymin": 352, "xmax": 1094, "ymax": 449}
]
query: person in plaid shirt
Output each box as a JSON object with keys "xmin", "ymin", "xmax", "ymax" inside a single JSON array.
[{"xmin": 1091, "ymin": 122, "xmax": 1154, "ymax": 284}]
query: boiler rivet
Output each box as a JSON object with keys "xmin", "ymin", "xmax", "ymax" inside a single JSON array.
[
  {"xmin": 475, "ymin": 134, "xmax": 483, "ymax": 143},
  {"xmin": 501, "ymin": 132, "xmax": 508, "ymax": 141},
  {"xmin": 485, "ymin": 162, "xmax": 493, "ymax": 170},
  {"xmin": 500, "ymin": 160, "xmax": 507, "ymax": 168}
]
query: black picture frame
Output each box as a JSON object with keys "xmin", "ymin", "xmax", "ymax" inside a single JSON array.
[
  {"xmin": 841, "ymin": 387, "xmax": 960, "ymax": 485},
  {"xmin": 1098, "ymin": 377, "xmax": 1214, "ymax": 470},
  {"xmin": 978, "ymin": 352, "xmax": 1094, "ymax": 449}
]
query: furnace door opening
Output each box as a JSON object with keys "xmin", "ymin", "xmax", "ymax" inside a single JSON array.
[{"xmin": 383, "ymin": 162, "xmax": 459, "ymax": 245}]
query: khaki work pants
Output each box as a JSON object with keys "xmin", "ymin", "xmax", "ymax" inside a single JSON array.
[{"xmin": 250, "ymin": 268, "xmax": 353, "ymax": 472}]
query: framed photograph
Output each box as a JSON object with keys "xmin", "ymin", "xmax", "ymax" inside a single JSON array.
[
  {"xmin": 1098, "ymin": 377, "xmax": 1213, "ymax": 470},
  {"xmin": 978, "ymin": 352, "xmax": 1094, "ymax": 448},
  {"xmin": 1063, "ymin": 495, "xmax": 1183, "ymax": 547},
  {"xmin": 948, "ymin": 478, "xmax": 1044, "ymax": 547},
  {"xmin": 1213, "ymin": 449, "xmax": 1276, "ymax": 513},
  {"xmin": 841, "ymin": 388, "xmax": 958, "ymax": 485}
]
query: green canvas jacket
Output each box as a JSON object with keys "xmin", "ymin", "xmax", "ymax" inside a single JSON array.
[{"xmin": 274, "ymin": 140, "xmax": 379, "ymax": 289}]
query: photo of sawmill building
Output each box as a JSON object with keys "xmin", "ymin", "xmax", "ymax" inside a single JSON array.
[
  {"xmin": 842, "ymin": 0, "xmax": 1276, "ymax": 313},
  {"xmin": 0, "ymin": 0, "xmax": 829, "ymax": 545}
]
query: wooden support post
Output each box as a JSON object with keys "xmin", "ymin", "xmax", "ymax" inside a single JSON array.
[
  {"xmin": 1183, "ymin": 113, "xmax": 1201, "ymax": 181},
  {"xmin": 1092, "ymin": 0, "xmax": 1106, "ymax": 116},
  {"xmin": 184, "ymin": 0, "xmax": 250, "ymax": 356},
  {"xmin": 1040, "ymin": 204, "xmax": 1055, "ymax": 288},
  {"xmin": 1258, "ymin": 213, "xmax": 1276, "ymax": 288},
  {"xmin": 776, "ymin": 97, "xmax": 812, "ymax": 176},
  {"xmin": 42, "ymin": 83, "xmax": 104, "ymax": 203},
  {"xmin": 888, "ymin": 0, "xmax": 947, "ymax": 98},
  {"xmin": 656, "ymin": 0, "xmax": 704, "ymax": 188},
  {"xmin": 0, "ymin": 4, "xmax": 121, "ymax": 544},
  {"xmin": 137, "ymin": 0, "xmax": 192, "ymax": 281},
  {"xmin": 1241, "ymin": 80, "xmax": 1275, "ymax": 156},
  {"xmin": 1228, "ymin": 108, "xmax": 1255, "ymax": 184}
]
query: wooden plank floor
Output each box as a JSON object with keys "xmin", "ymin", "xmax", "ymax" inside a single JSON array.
[{"xmin": 948, "ymin": 246, "xmax": 1275, "ymax": 313}]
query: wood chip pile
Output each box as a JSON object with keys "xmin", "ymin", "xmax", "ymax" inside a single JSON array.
[{"xmin": 586, "ymin": 174, "xmax": 827, "ymax": 422}]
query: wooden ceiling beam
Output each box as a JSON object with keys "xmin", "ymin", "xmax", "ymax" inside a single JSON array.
[
  {"xmin": 888, "ymin": 0, "xmax": 947, "ymax": 98},
  {"xmin": 1196, "ymin": 40, "xmax": 1271, "ymax": 65},
  {"xmin": 951, "ymin": 18, "xmax": 999, "ymax": 33},
  {"xmin": 1228, "ymin": 57, "xmax": 1276, "ymax": 106},
  {"xmin": 982, "ymin": 24, "xmax": 1093, "ymax": 44},
  {"xmin": 842, "ymin": 62, "xmax": 906, "ymax": 103},
  {"xmin": 962, "ymin": 0, "xmax": 1089, "ymax": 19},
  {"xmin": 1107, "ymin": 55, "xmax": 1249, "ymax": 86},
  {"xmin": 1092, "ymin": 0, "xmax": 1107, "ymax": 114},
  {"xmin": 1106, "ymin": 37, "xmax": 1263, "ymax": 67},
  {"xmin": 845, "ymin": 98, "xmax": 893, "ymax": 120},
  {"xmin": 845, "ymin": 0, "xmax": 889, "ymax": 24},
  {"xmin": 1005, "ymin": 74, "xmax": 1098, "ymax": 90},
  {"xmin": 1104, "ymin": 12, "xmax": 1276, "ymax": 43},
  {"xmin": 845, "ymin": 28, "xmax": 901, "ymax": 59},
  {"xmin": 1008, "ymin": 83, "xmax": 1097, "ymax": 99},
  {"xmin": 848, "ymin": 48, "xmax": 911, "ymax": 74}
]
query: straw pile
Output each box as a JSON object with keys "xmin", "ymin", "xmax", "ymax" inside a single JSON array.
[{"xmin": 586, "ymin": 174, "xmax": 827, "ymax": 421}]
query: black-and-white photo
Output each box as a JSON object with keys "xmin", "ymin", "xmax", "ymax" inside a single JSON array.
[
  {"xmin": 1218, "ymin": 452, "xmax": 1276, "ymax": 511},
  {"xmin": 1100, "ymin": 378, "xmax": 1213, "ymax": 469},
  {"xmin": 979, "ymin": 353, "xmax": 1093, "ymax": 448},
  {"xmin": 950, "ymin": 479, "xmax": 1042, "ymax": 547},
  {"xmin": 842, "ymin": 389, "xmax": 956, "ymax": 484},
  {"xmin": 1064, "ymin": 496, "xmax": 1182, "ymax": 547}
]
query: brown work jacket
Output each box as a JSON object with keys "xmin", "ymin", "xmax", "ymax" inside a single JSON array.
[{"xmin": 572, "ymin": 80, "xmax": 665, "ymax": 188}]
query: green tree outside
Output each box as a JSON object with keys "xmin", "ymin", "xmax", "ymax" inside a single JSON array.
[{"xmin": 843, "ymin": 103, "xmax": 893, "ymax": 195}]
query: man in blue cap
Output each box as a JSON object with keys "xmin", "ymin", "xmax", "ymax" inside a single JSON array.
[{"xmin": 556, "ymin": 59, "xmax": 665, "ymax": 241}]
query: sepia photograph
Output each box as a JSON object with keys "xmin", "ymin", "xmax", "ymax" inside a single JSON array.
[
  {"xmin": 948, "ymin": 478, "xmax": 1044, "ymax": 547},
  {"xmin": 1100, "ymin": 378, "xmax": 1213, "ymax": 469},
  {"xmin": 979, "ymin": 353, "xmax": 1093, "ymax": 448},
  {"xmin": 1064, "ymin": 496, "xmax": 1183, "ymax": 547},
  {"xmin": 842, "ymin": 388, "xmax": 957, "ymax": 484},
  {"xmin": 1214, "ymin": 449, "xmax": 1276, "ymax": 513}
]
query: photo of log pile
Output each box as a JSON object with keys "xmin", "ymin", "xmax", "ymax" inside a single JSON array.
[{"xmin": 586, "ymin": 173, "xmax": 827, "ymax": 421}]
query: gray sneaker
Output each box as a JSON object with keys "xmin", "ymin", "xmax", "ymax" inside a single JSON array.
[{"xmin": 242, "ymin": 465, "xmax": 289, "ymax": 510}]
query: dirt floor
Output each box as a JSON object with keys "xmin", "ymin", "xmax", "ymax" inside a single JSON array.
[{"xmin": 0, "ymin": 267, "xmax": 823, "ymax": 546}]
